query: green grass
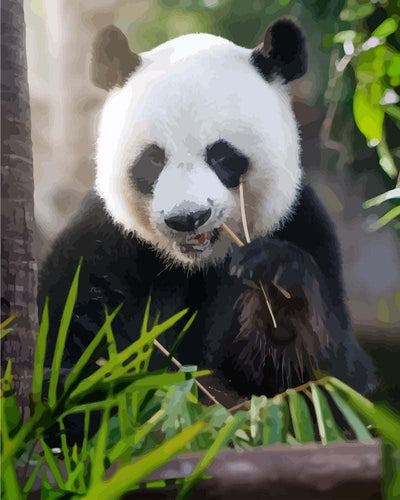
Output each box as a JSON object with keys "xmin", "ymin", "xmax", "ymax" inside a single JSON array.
[{"xmin": 1, "ymin": 262, "xmax": 400, "ymax": 499}]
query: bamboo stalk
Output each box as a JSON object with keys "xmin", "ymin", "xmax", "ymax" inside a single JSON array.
[{"xmin": 153, "ymin": 339, "xmax": 222, "ymax": 406}]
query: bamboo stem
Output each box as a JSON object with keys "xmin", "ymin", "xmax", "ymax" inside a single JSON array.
[{"xmin": 153, "ymin": 339, "xmax": 222, "ymax": 406}]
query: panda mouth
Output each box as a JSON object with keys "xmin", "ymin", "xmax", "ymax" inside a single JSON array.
[{"xmin": 179, "ymin": 229, "xmax": 219, "ymax": 254}]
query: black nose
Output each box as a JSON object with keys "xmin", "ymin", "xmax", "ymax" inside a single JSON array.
[{"xmin": 165, "ymin": 208, "xmax": 211, "ymax": 232}]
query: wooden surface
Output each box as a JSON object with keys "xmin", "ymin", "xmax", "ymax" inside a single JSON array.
[{"xmin": 127, "ymin": 440, "xmax": 381, "ymax": 499}]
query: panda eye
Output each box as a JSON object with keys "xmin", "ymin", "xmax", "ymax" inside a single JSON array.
[
  {"xmin": 205, "ymin": 140, "xmax": 249, "ymax": 188},
  {"xmin": 148, "ymin": 150, "xmax": 165, "ymax": 168},
  {"xmin": 147, "ymin": 146, "xmax": 166, "ymax": 168},
  {"xmin": 130, "ymin": 144, "xmax": 167, "ymax": 195}
]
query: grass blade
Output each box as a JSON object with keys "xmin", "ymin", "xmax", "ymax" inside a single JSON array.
[
  {"xmin": 310, "ymin": 384, "xmax": 344, "ymax": 444},
  {"xmin": 31, "ymin": 298, "xmax": 49, "ymax": 405},
  {"xmin": 58, "ymin": 417, "xmax": 72, "ymax": 476},
  {"xmin": 68, "ymin": 369, "xmax": 210, "ymax": 407},
  {"xmin": 161, "ymin": 312, "xmax": 198, "ymax": 370},
  {"xmin": 63, "ymin": 303, "xmax": 123, "ymax": 394},
  {"xmin": 40, "ymin": 438, "xmax": 66, "ymax": 488},
  {"xmin": 325, "ymin": 383, "xmax": 372, "ymax": 440},
  {"xmin": 326, "ymin": 377, "xmax": 400, "ymax": 448},
  {"xmin": 90, "ymin": 403, "xmax": 112, "ymax": 485},
  {"xmin": 178, "ymin": 412, "xmax": 248, "ymax": 500},
  {"xmin": 0, "ymin": 312, "xmax": 18, "ymax": 339},
  {"xmin": 1, "ymin": 360, "xmax": 22, "ymax": 437},
  {"xmin": 287, "ymin": 389, "xmax": 315, "ymax": 443},
  {"xmin": 85, "ymin": 420, "xmax": 208, "ymax": 500},
  {"xmin": 23, "ymin": 456, "xmax": 45, "ymax": 494},
  {"xmin": 108, "ymin": 409, "xmax": 165, "ymax": 464},
  {"xmin": 48, "ymin": 258, "xmax": 83, "ymax": 407}
]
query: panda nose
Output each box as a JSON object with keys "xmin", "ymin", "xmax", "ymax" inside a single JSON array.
[{"xmin": 165, "ymin": 208, "xmax": 211, "ymax": 232}]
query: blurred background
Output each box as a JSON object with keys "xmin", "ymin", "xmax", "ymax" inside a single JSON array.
[{"xmin": 25, "ymin": 0, "xmax": 399, "ymax": 400}]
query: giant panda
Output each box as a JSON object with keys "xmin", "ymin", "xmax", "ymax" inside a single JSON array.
[{"xmin": 38, "ymin": 19, "xmax": 376, "ymax": 421}]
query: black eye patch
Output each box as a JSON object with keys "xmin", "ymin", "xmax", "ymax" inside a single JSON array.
[
  {"xmin": 205, "ymin": 140, "xmax": 249, "ymax": 188},
  {"xmin": 130, "ymin": 144, "xmax": 166, "ymax": 194}
]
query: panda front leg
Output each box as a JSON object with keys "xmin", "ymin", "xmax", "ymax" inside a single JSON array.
[{"xmin": 228, "ymin": 238, "xmax": 377, "ymax": 396}]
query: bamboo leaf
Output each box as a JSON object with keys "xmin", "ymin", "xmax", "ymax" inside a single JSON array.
[
  {"xmin": 161, "ymin": 311, "xmax": 198, "ymax": 370},
  {"xmin": 363, "ymin": 188, "xmax": 400, "ymax": 208},
  {"xmin": 48, "ymin": 258, "xmax": 83, "ymax": 407},
  {"xmin": 326, "ymin": 377, "xmax": 400, "ymax": 449},
  {"xmin": 325, "ymin": 383, "xmax": 372, "ymax": 440},
  {"xmin": 372, "ymin": 17, "xmax": 398, "ymax": 39},
  {"xmin": 69, "ymin": 307, "xmax": 189, "ymax": 396},
  {"xmin": 1, "ymin": 360, "xmax": 22, "ymax": 437},
  {"xmin": 32, "ymin": 298, "xmax": 50, "ymax": 405},
  {"xmin": 84, "ymin": 420, "xmax": 208, "ymax": 500},
  {"xmin": 40, "ymin": 438, "xmax": 66, "ymax": 489},
  {"xmin": 178, "ymin": 412, "xmax": 248, "ymax": 500},
  {"xmin": 90, "ymin": 403, "xmax": 112, "ymax": 485},
  {"xmin": 108, "ymin": 409, "xmax": 165, "ymax": 464},
  {"xmin": 68, "ymin": 369, "xmax": 210, "ymax": 406},
  {"xmin": 287, "ymin": 390, "xmax": 315, "ymax": 443},
  {"xmin": 370, "ymin": 206, "xmax": 400, "ymax": 231},
  {"xmin": 310, "ymin": 384, "xmax": 344, "ymax": 444},
  {"xmin": 63, "ymin": 303, "xmax": 123, "ymax": 394},
  {"xmin": 23, "ymin": 456, "xmax": 45, "ymax": 494}
]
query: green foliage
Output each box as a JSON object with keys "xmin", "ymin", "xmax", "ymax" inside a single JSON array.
[
  {"xmin": 1, "ymin": 263, "xmax": 400, "ymax": 499},
  {"xmin": 330, "ymin": 0, "xmax": 400, "ymax": 230}
]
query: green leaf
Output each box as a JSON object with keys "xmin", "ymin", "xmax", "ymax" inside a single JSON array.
[
  {"xmin": 32, "ymin": 298, "xmax": 50, "ymax": 405},
  {"xmin": 161, "ymin": 311, "xmax": 198, "ymax": 370},
  {"xmin": 48, "ymin": 258, "xmax": 83, "ymax": 407},
  {"xmin": 84, "ymin": 420, "xmax": 208, "ymax": 500},
  {"xmin": 353, "ymin": 85, "xmax": 384, "ymax": 144},
  {"xmin": 363, "ymin": 188, "xmax": 400, "ymax": 208},
  {"xmin": 68, "ymin": 369, "xmax": 210, "ymax": 407},
  {"xmin": 63, "ymin": 303, "xmax": 123, "ymax": 394},
  {"xmin": 386, "ymin": 104, "xmax": 400, "ymax": 122},
  {"xmin": 90, "ymin": 403, "xmax": 112, "ymax": 485},
  {"xmin": 69, "ymin": 307, "xmax": 189, "ymax": 397},
  {"xmin": 310, "ymin": 384, "xmax": 344, "ymax": 444},
  {"xmin": 0, "ymin": 313, "xmax": 18, "ymax": 339},
  {"xmin": 108, "ymin": 408, "xmax": 165, "ymax": 464},
  {"xmin": 40, "ymin": 438, "xmax": 66, "ymax": 489},
  {"xmin": 23, "ymin": 456, "xmax": 45, "ymax": 494},
  {"xmin": 376, "ymin": 136, "xmax": 398, "ymax": 179},
  {"xmin": 340, "ymin": 2, "xmax": 374, "ymax": 22},
  {"xmin": 326, "ymin": 377, "xmax": 400, "ymax": 449},
  {"xmin": 2, "ymin": 455, "xmax": 23, "ymax": 500},
  {"xmin": 250, "ymin": 395, "xmax": 287, "ymax": 446},
  {"xmin": 370, "ymin": 206, "xmax": 400, "ymax": 231},
  {"xmin": 287, "ymin": 390, "xmax": 315, "ymax": 443},
  {"xmin": 382, "ymin": 443, "xmax": 400, "ymax": 499},
  {"xmin": 1, "ymin": 360, "xmax": 22, "ymax": 437},
  {"xmin": 333, "ymin": 30, "xmax": 357, "ymax": 44},
  {"xmin": 325, "ymin": 383, "xmax": 372, "ymax": 440},
  {"xmin": 372, "ymin": 17, "xmax": 398, "ymax": 39},
  {"xmin": 177, "ymin": 412, "xmax": 248, "ymax": 500}
]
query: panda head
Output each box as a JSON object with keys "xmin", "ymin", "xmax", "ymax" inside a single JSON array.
[{"xmin": 93, "ymin": 19, "xmax": 306, "ymax": 268}]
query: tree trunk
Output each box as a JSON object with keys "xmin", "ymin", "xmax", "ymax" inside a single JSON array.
[{"xmin": 1, "ymin": 0, "xmax": 37, "ymax": 415}]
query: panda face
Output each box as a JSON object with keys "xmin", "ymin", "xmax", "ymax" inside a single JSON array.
[{"xmin": 95, "ymin": 30, "xmax": 303, "ymax": 268}]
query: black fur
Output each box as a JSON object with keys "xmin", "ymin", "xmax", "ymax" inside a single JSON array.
[
  {"xmin": 251, "ymin": 19, "xmax": 307, "ymax": 83},
  {"xmin": 129, "ymin": 144, "xmax": 166, "ymax": 194},
  {"xmin": 39, "ymin": 184, "xmax": 376, "ymax": 431},
  {"xmin": 205, "ymin": 140, "xmax": 249, "ymax": 188}
]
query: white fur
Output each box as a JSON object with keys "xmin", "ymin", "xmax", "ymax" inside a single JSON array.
[{"xmin": 95, "ymin": 33, "xmax": 302, "ymax": 267}]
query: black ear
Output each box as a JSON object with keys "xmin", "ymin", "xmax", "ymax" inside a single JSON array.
[
  {"xmin": 251, "ymin": 18, "xmax": 307, "ymax": 83},
  {"xmin": 91, "ymin": 26, "xmax": 141, "ymax": 91}
]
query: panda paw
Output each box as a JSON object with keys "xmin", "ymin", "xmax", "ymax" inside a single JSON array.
[{"xmin": 229, "ymin": 238, "xmax": 298, "ymax": 286}]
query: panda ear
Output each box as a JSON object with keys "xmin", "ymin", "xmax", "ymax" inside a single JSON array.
[
  {"xmin": 251, "ymin": 18, "xmax": 307, "ymax": 83},
  {"xmin": 91, "ymin": 25, "xmax": 141, "ymax": 91}
]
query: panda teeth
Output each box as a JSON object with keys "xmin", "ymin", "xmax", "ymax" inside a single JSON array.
[{"xmin": 184, "ymin": 232, "xmax": 211, "ymax": 251}]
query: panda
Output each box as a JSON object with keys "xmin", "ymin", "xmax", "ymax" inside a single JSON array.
[{"xmin": 39, "ymin": 19, "xmax": 376, "ymax": 420}]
